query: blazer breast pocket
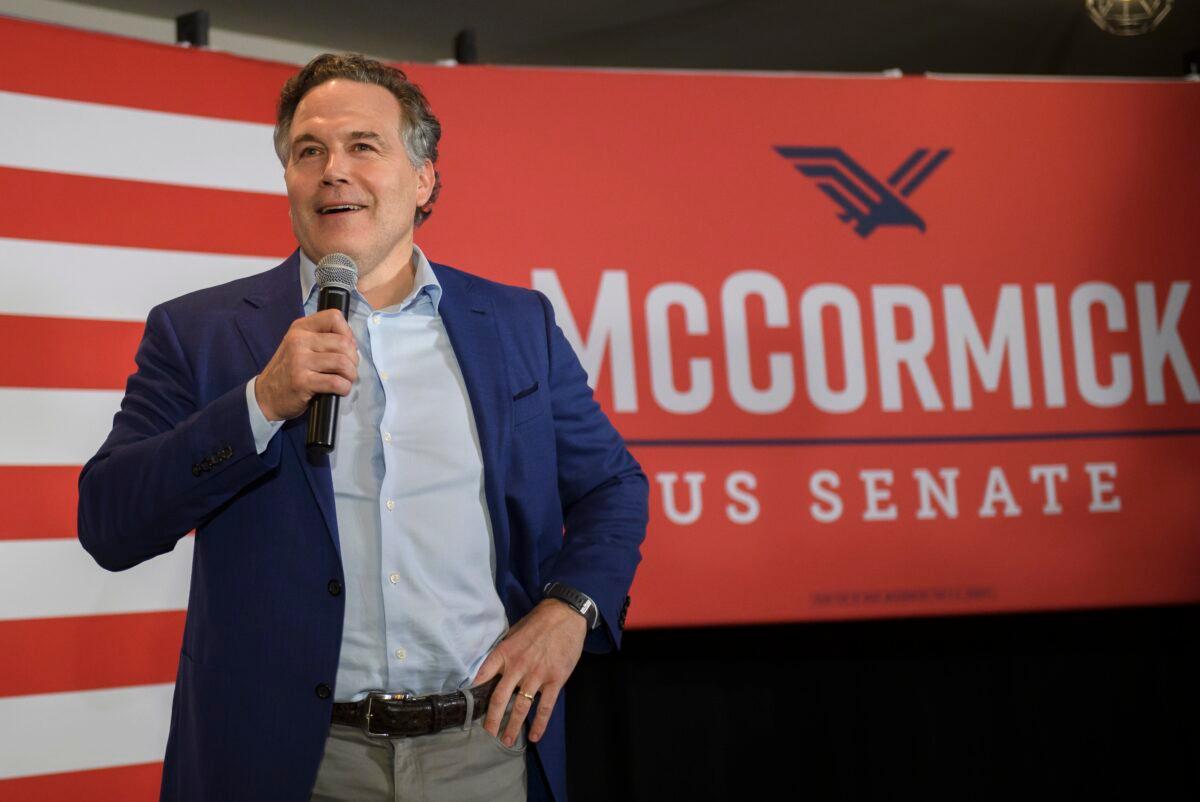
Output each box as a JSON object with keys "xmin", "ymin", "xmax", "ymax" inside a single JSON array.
[{"xmin": 512, "ymin": 381, "xmax": 547, "ymax": 426}]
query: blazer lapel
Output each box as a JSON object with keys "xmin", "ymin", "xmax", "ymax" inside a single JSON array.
[
  {"xmin": 234, "ymin": 252, "xmax": 340, "ymax": 558},
  {"xmin": 433, "ymin": 265, "xmax": 512, "ymax": 583}
]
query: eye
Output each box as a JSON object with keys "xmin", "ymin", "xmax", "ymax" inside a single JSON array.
[
  {"xmin": 352, "ymin": 142, "xmax": 375, "ymax": 152},
  {"xmin": 297, "ymin": 146, "xmax": 321, "ymax": 158}
]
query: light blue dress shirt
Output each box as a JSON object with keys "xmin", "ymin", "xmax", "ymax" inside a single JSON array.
[{"xmin": 244, "ymin": 245, "xmax": 508, "ymax": 699}]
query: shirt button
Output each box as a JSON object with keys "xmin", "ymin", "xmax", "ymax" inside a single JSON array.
[
  {"xmin": 386, "ymin": 499, "xmax": 395, "ymax": 511},
  {"xmin": 371, "ymin": 313, "xmax": 381, "ymax": 324},
  {"xmin": 394, "ymin": 648, "xmax": 406, "ymax": 661},
  {"xmin": 379, "ymin": 371, "xmax": 389, "ymax": 381},
  {"xmin": 389, "ymin": 572, "xmax": 401, "ymax": 584},
  {"xmin": 383, "ymin": 432, "xmax": 392, "ymax": 443}
]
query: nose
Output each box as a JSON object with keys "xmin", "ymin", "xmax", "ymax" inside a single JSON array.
[{"xmin": 320, "ymin": 150, "xmax": 350, "ymax": 186}]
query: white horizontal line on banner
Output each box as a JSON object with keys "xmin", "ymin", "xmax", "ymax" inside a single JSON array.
[
  {"xmin": 0, "ymin": 89, "xmax": 285, "ymax": 194},
  {"xmin": 0, "ymin": 535, "xmax": 192, "ymax": 622},
  {"xmin": 0, "ymin": 388, "xmax": 124, "ymax": 466},
  {"xmin": 0, "ymin": 237, "xmax": 280, "ymax": 322},
  {"xmin": 0, "ymin": 683, "xmax": 174, "ymax": 779}
]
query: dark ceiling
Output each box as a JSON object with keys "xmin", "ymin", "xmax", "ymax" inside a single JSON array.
[{"xmin": 79, "ymin": 0, "xmax": 1198, "ymax": 76}]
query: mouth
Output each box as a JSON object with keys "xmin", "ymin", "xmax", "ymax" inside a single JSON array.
[{"xmin": 317, "ymin": 204, "xmax": 367, "ymax": 216}]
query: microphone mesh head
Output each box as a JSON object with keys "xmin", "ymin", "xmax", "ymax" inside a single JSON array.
[{"xmin": 315, "ymin": 253, "xmax": 358, "ymax": 291}]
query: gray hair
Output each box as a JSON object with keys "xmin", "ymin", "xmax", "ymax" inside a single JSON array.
[{"xmin": 274, "ymin": 53, "xmax": 442, "ymax": 226}]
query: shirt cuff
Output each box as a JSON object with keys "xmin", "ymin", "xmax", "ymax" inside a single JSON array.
[{"xmin": 245, "ymin": 378, "xmax": 285, "ymax": 455}]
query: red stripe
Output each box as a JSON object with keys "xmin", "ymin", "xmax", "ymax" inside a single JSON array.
[
  {"xmin": 0, "ymin": 611, "xmax": 184, "ymax": 698},
  {"xmin": 0, "ymin": 762, "xmax": 162, "ymax": 801},
  {"xmin": 0, "ymin": 16, "xmax": 290, "ymax": 123},
  {"xmin": 0, "ymin": 167, "xmax": 293, "ymax": 257},
  {"xmin": 0, "ymin": 466, "xmax": 80, "ymax": 540},
  {"xmin": 0, "ymin": 465, "xmax": 199, "ymax": 542},
  {"xmin": 0, "ymin": 315, "xmax": 140, "ymax": 391}
]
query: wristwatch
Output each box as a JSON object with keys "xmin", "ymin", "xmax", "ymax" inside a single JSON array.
[{"xmin": 542, "ymin": 581, "xmax": 600, "ymax": 631}]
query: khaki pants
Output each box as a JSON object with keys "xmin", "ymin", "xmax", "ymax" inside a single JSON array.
[{"xmin": 309, "ymin": 708, "xmax": 527, "ymax": 802}]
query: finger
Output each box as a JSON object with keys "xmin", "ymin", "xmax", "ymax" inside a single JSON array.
[
  {"xmin": 307, "ymin": 307, "xmax": 355, "ymax": 335},
  {"xmin": 328, "ymin": 307, "xmax": 354, "ymax": 337},
  {"xmin": 476, "ymin": 648, "xmax": 511, "ymax": 736},
  {"xmin": 294, "ymin": 310, "xmax": 333, "ymax": 333},
  {"xmin": 527, "ymin": 684, "xmax": 560, "ymax": 743},
  {"xmin": 305, "ymin": 370, "xmax": 352, "ymax": 397},
  {"xmin": 502, "ymin": 685, "xmax": 537, "ymax": 747},
  {"xmin": 299, "ymin": 311, "xmax": 357, "ymax": 352},
  {"xmin": 485, "ymin": 667, "xmax": 519, "ymax": 737},
  {"xmin": 308, "ymin": 332, "xmax": 358, "ymax": 359},
  {"xmin": 304, "ymin": 352, "xmax": 358, "ymax": 382},
  {"xmin": 472, "ymin": 651, "xmax": 502, "ymax": 687}
]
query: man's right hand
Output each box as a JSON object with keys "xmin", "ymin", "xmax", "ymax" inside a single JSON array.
[{"xmin": 253, "ymin": 309, "xmax": 359, "ymax": 422}]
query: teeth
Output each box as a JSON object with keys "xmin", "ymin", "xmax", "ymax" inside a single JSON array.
[{"xmin": 320, "ymin": 205, "xmax": 363, "ymax": 214}]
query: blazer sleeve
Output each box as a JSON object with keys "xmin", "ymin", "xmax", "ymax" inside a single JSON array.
[
  {"xmin": 77, "ymin": 303, "xmax": 284, "ymax": 572},
  {"xmin": 534, "ymin": 291, "xmax": 649, "ymax": 653}
]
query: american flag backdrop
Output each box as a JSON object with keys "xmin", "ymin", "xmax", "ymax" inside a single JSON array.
[{"xmin": 0, "ymin": 17, "xmax": 298, "ymax": 797}]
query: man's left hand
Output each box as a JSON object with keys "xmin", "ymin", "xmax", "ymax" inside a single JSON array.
[{"xmin": 473, "ymin": 598, "xmax": 589, "ymax": 746}]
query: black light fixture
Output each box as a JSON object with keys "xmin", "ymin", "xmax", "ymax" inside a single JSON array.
[
  {"xmin": 176, "ymin": 10, "xmax": 210, "ymax": 47},
  {"xmin": 1185, "ymin": 48, "xmax": 1200, "ymax": 80},
  {"xmin": 454, "ymin": 29, "xmax": 478, "ymax": 64},
  {"xmin": 1086, "ymin": 0, "xmax": 1172, "ymax": 36}
]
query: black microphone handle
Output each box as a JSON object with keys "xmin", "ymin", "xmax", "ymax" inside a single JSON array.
[{"xmin": 306, "ymin": 285, "xmax": 353, "ymax": 455}]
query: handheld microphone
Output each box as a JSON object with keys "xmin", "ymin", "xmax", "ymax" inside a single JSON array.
[{"xmin": 306, "ymin": 253, "xmax": 358, "ymax": 455}]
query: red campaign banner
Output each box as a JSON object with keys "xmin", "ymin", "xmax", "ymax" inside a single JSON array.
[{"xmin": 409, "ymin": 65, "xmax": 1200, "ymax": 623}]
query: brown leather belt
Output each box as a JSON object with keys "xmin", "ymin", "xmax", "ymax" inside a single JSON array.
[{"xmin": 330, "ymin": 675, "xmax": 501, "ymax": 738}]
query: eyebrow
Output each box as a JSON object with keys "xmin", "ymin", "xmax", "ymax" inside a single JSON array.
[{"xmin": 291, "ymin": 131, "xmax": 386, "ymax": 149}]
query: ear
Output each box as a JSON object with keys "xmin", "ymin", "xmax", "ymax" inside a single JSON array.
[
  {"xmin": 416, "ymin": 159, "xmax": 436, "ymax": 206},
  {"xmin": 283, "ymin": 163, "xmax": 296, "ymax": 224}
]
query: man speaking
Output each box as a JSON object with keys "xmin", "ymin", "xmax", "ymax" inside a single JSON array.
[{"xmin": 77, "ymin": 53, "xmax": 647, "ymax": 802}]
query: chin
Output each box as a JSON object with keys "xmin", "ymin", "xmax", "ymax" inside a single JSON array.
[{"xmin": 307, "ymin": 241, "xmax": 356, "ymax": 261}]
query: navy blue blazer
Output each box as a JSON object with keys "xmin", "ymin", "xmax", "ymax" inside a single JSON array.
[{"xmin": 77, "ymin": 252, "xmax": 648, "ymax": 802}]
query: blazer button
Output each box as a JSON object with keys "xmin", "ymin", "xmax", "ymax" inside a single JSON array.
[
  {"xmin": 327, "ymin": 579, "xmax": 342, "ymax": 596},
  {"xmin": 315, "ymin": 683, "xmax": 332, "ymax": 700}
]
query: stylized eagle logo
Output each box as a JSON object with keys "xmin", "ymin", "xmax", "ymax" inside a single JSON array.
[{"xmin": 775, "ymin": 146, "xmax": 951, "ymax": 238}]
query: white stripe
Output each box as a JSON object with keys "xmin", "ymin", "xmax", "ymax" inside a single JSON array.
[
  {"xmin": 0, "ymin": 683, "xmax": 174, "ymax": 779},
  {"xmin": 0, "ymin": 89, "xmax": 284, "ymax": 194},
  {"xmin": 0, "ymin": 237, "xmax": 281, "ymax": 322},
  {"xmin": 0, "ymin": 388, "xmax": 124, "ymax": 466},
  {"xmin": 0, "ymin": 536, "xmax": 192, "ymax": 622}
]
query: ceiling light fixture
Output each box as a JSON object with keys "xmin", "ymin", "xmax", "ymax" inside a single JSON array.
[{"xmin": 1086, "ymin": 0, "xmax": 1173, "ymax": 36}]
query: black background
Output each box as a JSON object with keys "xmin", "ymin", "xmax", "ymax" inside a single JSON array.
[
  {"xmin": 567, "ymin": 603, "xmax": 1200, "ymax": 800},
  {"xmin": 73, "ymin": 1, "xmax": 1200, "ymax": 78}
]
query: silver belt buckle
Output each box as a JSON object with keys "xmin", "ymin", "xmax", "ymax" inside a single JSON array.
[{"xmin": 362, "ymin": 690, "xmax": 411, "ymax": 738}]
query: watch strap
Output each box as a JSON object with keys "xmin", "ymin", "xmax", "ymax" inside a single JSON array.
[{"xmin": 542, "ymin": 581, "xmax": 600, "ymax": 630}]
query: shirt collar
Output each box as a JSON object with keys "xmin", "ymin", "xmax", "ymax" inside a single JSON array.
[{"xmin": 299, "ymin": 243, "xmax": 442, "ymax": 313}]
